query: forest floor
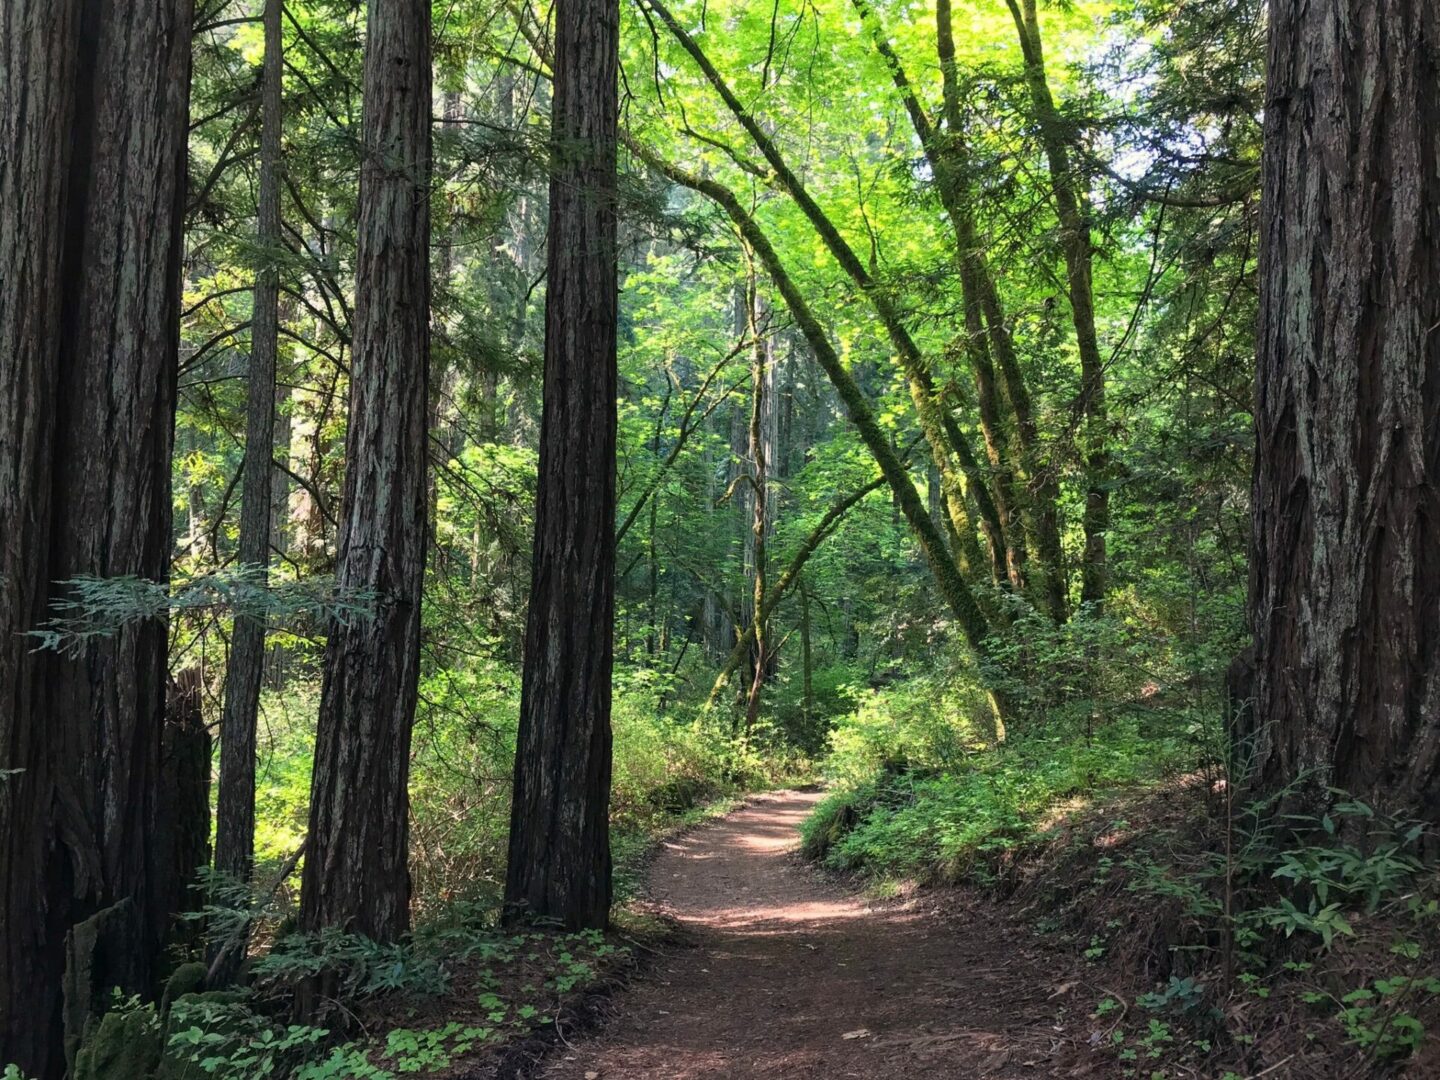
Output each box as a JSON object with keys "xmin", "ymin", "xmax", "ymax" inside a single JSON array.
[{"xmin": 535, "ymin": 790, "xmax": 1099, "ymax": 1079}]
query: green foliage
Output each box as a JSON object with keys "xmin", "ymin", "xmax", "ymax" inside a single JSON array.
[
  {"xmin": 74, "ymin": 922, "xmax": 634, "ymax": 1080},
  {"xmin": 29, "ymin": 570, "xmax": 374, "ymax": 655},
  {"xmin": 251, "ymin": 929, "xmax": 452, "ymax": 1001},
  {"xmin": 1268, "ymin": 815, "xmax": 1425, "ymax": 913},
  {"xmin": 819, "ymin": 673, "xmax": 992, "ymax": 789},
  {"xmin": 1137, "ymin": 976, "xmax": 1207, "ymax": 1015},
  {"xmin": 1337, "ymin": 977, "xmax": 1439, "ymax": 1059},
  {"xmin": 379, "ymin": 1024, "xmax": 499, "ymax": 1074},
  {"xmin": 611, "ymin": 672, "xmax": 805, "ymax": 832},
  {"xmin": 293, "ymin": 1046, "xmax": 393, "ymax": 1080},
  {"xmin": 1084, "ymin": 791, "xmax": 1439, "ymax": 1071},
  {"xmin": 151, "ymin": 0, "xmax": 1270, "ymax": 1072},
  {"xmin": 804, "ymin": 679, "xmax": 1204, "ymax": 881},
  {"xmin": 65, "ymin": 990, "xmax": 341, "ymax": 1080},
  {"xmin": 166, "ymin": 997, "xmax": 332, "ymax": 1079}
]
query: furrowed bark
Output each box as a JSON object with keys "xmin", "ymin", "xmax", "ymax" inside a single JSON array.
[
  {"xmin": 0, "ymin": 5, "xmax": 73, "ymax": 1067},
  {"xmin": 215, "ymin": 0, "xmax": 285, "ymax": 979},
  {"xmin": 1, "ymin": 0, "xmax": 194, "ymax": 1073},
  {"xmin": 1249, "ymin": 0, "xmax": 1440, "ymax": 819},
  {"xmin": 504, "ymin": 0, "xmax": 620, "ymax": 930},
  {"xmin": 300, "ymin": 0, "xmax": 432, "ymax": 942}
]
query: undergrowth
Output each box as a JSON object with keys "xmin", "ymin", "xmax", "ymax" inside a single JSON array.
[
  {"xmin": 801, "ymin": 670, "xmax": 1440, "ymax": 1074},
  {"xmin": 29, "ymin": 667, "xmax": 807, "ymax": 1080},
  {"xmin": 801, "ymin": 671, "xmax": 1207, "ymax": 883},
  {"xmin": 1027, "ymin": 783, "xmax": 1440, "ymax": 1077},
  {"xmin": 58, "ymin": 922, "xmax": 627, "ymax": 1080}
]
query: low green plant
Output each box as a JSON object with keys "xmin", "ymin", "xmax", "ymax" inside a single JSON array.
[
  {"xmin": 381, "ymin": 1024, "xmax": 488, "ymax": 1074},
  {"xmin": 293, "ymin": 1046, "xmax": 392, "ymax": 1080},
  {"xmin": 1093, "ymin": 791, "xmax": 1438, "ymax": 1071},
  {"xmin": 250, "ymin": 927, "xmax": 451, "ymax": 1001},
  {"xmin": 804, "ymin": 692, "xmax": 1201, "ymax": 882},
  {"xmin": 1337, "ymin": 977, "xmax": 1437, "ymax": 1059},
  {"xmin": 166, "ymin": 998, "xmax": 332, "ymax": 1078}
]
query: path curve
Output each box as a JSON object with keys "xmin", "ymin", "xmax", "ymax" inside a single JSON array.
[{"xmin": 541, "ymin": 790, "xmax": 1089, "ymax": 1079}]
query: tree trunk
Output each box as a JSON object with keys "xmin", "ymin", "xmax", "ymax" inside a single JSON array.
[
  {"xmin": 0, "ymin": 5, "xmax": 72, "ymax": 1068},
  {"xmin": 158, "ymin": 668, "xmax": 213, "ymax": 956},
  {"xmin": 0, "ymin": 0, "xmax": 193, "ymax": 1073},
  {"xmin": 215, "ymin": 0, "xmax": 284, "ymax": 976},
  {"xmin": 299, "ymin": 0, "xmax": 432, "ymax": 942},
  {"xmin": 1249, "ymin": 0, "xmax": 1440, "ymax": 819},
  {"xmin": 1006, "ymin": 0, "xmax": 1109, "ymax": 612},
  {"xmin": 744, "ymin": 280, "xmax": 771, "ymax": 736},
  {"xmin": 855, "ymin": 0, "xmax": 1031, "ymax": 601},
  {"xmin": 503, "ymin": 0, "xmax": 619, "ymax": 930},
  {"xmin": 702, "ymin": 416, "xmax": 729, "ymax": 663},
  {"xmin": 266, "ymin": 301, "xmax": 296, "ymax": 690},
  {"xmin": 645, "ymin": 393, "xmax": 667, "ymax": 657},
  {"xmin": 800, "ymin": 575, "xmax": 814, "ymax": 730},
  {"xmin": 706, "ymin": 477, "xmax": 886, "ymax": 708}
]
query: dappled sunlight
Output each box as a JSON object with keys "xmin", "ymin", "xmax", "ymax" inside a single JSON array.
[
  {"xmin": 649, "ymin": 792, "xmax": 934, "ymax": 934},
  {"xmin": 545, "ymin": 789, "xmax": 1081, "ymax": 1080},
  {"xmin": 696, "ymin": 899, "xmax": 870, "ymax": 927}
]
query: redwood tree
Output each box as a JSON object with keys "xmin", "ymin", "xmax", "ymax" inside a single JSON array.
[
  {"xmin": 215, "ymin": 0, "xmax": 285, "ymax": 971},
  {"xmin": 0, "ymin": 0, "xmax": 193, "ymax": 1073},
  {"xmin": 299, "ymin": 0, "xmax": 431, "ymax": 942},
  {"xmin": 1249, "ymin": 0, "xmax": 1440, "ymax": 816},
  {"xmin": 503, "ymin": 0, "xmax": 620, "ymax": 930}
]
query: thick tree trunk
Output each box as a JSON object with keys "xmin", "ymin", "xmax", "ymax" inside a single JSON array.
[
  {"xmin": 503, "ymin": 0, "xmax": 619, "ymax": 931},
  {"xmin": 0, "ymin": 1, "xmax": 193, "ymax": 1073},
  {"xmin": 158, "ymin": 668, "xmax": 213, "ymax": 955},
  {"xmin": 1249, "ymin": 0, "xmax": 1440, "ymax": 818},
  {"xmin": 299, "ymin": 0, "xmax": 431, "ymax": 942},
  {"xmin": 0, "ymin": 5, "xmax": 72, "ymax": 1067},
  {"xmin": 215, "ymin": 0, "xmax": 284, "ymax": 971}
]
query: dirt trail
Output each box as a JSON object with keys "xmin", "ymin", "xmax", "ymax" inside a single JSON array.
[{"xmin": 540, "ymin": 790, "xmax": 1092, "ymax": 1079}]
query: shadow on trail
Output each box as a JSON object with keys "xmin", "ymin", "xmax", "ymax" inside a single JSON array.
[{"xmin": 541, "ymin": 790, "xmax": 1090, "ymax": 1079}]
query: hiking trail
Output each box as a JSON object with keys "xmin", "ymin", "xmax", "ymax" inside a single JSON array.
[{"xmin": 539, "ymin": 790, "xmax": 1095, "ymax": 1079}]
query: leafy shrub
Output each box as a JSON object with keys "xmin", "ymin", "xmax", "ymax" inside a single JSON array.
[
  {"xmin": 804, "ymin": 679, "xmax": 1203, "ymax": 881},
  {"xmin": 820, "ymin": 673, "xmax": 992, "ymax": 788},
  {"xmin": 1051, "ymin": 786, "xmax": 1439, "ymax": 1072},
  {"xmin": 610, "ymin": 670, "xmax": 805, "ymax": 831}
]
